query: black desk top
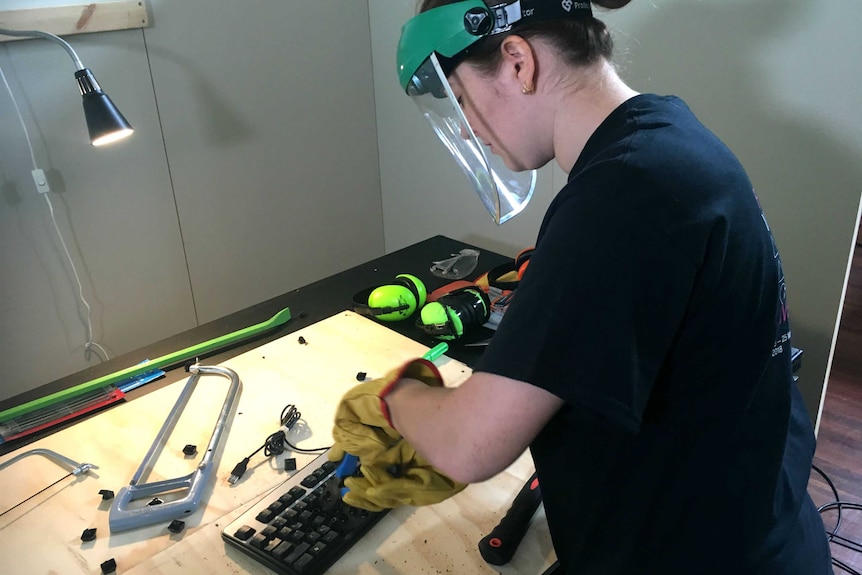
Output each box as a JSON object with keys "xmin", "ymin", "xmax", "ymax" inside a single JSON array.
[{"xmin": 0, "ymin": 235, "xmax": 511, "ymax": 455}]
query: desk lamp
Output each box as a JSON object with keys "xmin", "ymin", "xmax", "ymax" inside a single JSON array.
[{"xmin": 0, "ymin": 27, "xmax": 133, "ymax": 145}]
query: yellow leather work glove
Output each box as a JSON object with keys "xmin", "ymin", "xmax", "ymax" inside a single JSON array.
[
  {"xmin": 341, "ymin": 439, "xmax": 467, "ymax": 512},
  {"xmin": 329, "ymin": 358, "xmax": 442, "ymax": 461},
  {"xmin": 329, "ymin": 358, "xmax": 466, "ymax": 511}
]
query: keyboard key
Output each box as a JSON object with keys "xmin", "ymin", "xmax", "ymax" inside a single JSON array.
[
  {"xmin": 272, "ymin": 540, "xmax": 294, "ymax": 559},
  {"xmin": 268, "ymin": 501, "xmax": 286, "ymax": 514},
  {"xmin": 288, "ymin": 486, "xmax": 306, "ymax": 499},
  {"xmin": 293, "ymin": 553, "xmax": 315, "ymax": 573},
  {"xmin": 233, "ymin": 525, "xmax": 255, "ymax": 541},
  {"xmin": 300, "ymin": 476, "xmax": 320, "ymax": 488},
  {"xmin": 255, "ymin": 509, "xmax": 275, "ymax": 523},
  {"xmin": 222, "ymin": 449, "xmax": 388, "ymax": 575},
  {"xmin": 249, "ymin": 533, "xmax": 269, "ymax": 549},
  {"xmin": 289, "ymin": 529, "xmax": 306, "ymax": 543},
  {"xmin": 285, "ymin": 542, "xmax": 311, "ymax": 564},
  {"xmin": 272, "ymin": 516, "xmax": 288, "ymax": 529}
]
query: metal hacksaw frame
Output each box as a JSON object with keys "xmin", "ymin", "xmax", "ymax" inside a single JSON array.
[{"xmin": 109, "ymin": 364, "xmax": 241, "ymax": 532}]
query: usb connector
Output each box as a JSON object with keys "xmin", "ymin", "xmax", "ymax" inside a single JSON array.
[{"xmin": 228, "ymin": 457, "xmax": 250, "ymax": 484}]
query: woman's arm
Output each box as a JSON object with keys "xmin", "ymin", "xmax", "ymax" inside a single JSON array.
[{"xmin": 386, "ymin": 371, "xmax": 563, "ymax": 483}]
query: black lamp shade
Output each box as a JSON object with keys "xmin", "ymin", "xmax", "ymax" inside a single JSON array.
[{"xmin": 75, "ymin": 68, "xmax": 133, "ymax": 146}]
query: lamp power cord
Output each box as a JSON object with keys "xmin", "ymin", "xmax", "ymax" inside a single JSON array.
[{"xmin": 0, "ymin": 59, "xmax": 109, "ymax": 362}]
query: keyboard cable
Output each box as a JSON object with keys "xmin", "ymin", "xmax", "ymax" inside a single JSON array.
[{"xmin": 228, "ymin": 403, "xmax": 329, "ymax": 484}]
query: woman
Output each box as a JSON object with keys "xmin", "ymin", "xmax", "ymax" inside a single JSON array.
[{"xmin": 331, "ymin": 1, "xmax": 834, "ymax": 572}]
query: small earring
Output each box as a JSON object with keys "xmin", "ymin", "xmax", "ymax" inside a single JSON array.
[{"xmin": 522, "ymin": 82, "xmax": 535, "ymax": 95}]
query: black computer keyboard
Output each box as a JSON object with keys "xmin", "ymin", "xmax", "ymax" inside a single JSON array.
[{"xmin": 222, "ymin": 449, "xmax": 387, "ymax": 575}]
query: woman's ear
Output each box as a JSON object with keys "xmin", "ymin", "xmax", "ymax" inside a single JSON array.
[{"xmin": 499, "ymin": 35, "xmax": 537, "ymax": 93}]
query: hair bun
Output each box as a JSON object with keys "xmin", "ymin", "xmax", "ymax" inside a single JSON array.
[{"xmin": 592, "ymin": 0, "xmax": 633, "ymax": 9}]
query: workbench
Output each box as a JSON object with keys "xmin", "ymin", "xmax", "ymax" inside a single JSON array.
[{"xmin": 0, "ymin": 236, "xmax": 556, "ymax": 575}]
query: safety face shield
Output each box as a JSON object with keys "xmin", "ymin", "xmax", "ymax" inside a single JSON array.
[
  {"xmin": 407, "ymin": 53, "xmax": 536, "ymax": 225},
  {"xmin": 398, "ymin": 0, "xmax": 591, "ymax": 223}
]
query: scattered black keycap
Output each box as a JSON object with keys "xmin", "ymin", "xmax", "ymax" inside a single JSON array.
[{"xmin": 81, "ymin": 528, "xmax": 97, "ymax": 542}]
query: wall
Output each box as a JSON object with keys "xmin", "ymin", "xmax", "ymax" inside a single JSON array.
[
  {"xmin": 370, "ymin": 0, "xmax": 862, "ymax": 422},
  {"xmin": 0, "ymin": 1, "xmax": 384, "ymax": 400}
]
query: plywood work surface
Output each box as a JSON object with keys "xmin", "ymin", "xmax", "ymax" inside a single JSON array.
[{"xmin": 0, "ymin": 310, "xmax": 553, "ymax": 574}]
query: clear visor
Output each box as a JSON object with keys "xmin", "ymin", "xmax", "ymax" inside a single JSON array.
[{"xmin": 407, "ymin": 54, "xmax": 536, "ymax": 224}]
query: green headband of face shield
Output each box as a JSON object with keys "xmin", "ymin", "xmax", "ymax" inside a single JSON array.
[
  {"xmin": 397, "ymin": 0, "xmax": 593, "ymax": 92},
  {"xmin": 396, "ymin": 0, "xmax": 592, "ymax": 224}
]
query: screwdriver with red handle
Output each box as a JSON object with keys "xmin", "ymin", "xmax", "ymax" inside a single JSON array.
[{"xmin": 478, "ymin": 471, "xmax": 542, "ymax": 565}]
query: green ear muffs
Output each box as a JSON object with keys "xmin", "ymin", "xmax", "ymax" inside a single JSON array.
[
  {"xmin": 353, "ymin": 274, "xmax": 427, "ymax": 321},
  {"xmin": 417, "ymin": 285, "xmax": 490, "ymax": 340}
]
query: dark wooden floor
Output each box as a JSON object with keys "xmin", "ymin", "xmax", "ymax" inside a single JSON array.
[{"xmin": 810, "ymin": 233, "xmax": 862, "ymax": 574}]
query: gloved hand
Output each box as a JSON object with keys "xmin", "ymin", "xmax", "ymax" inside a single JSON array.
[
  {"xmin": 340, "ymin": 439, "xmax": 466, "ymax": 512},
  {"xmin": 329, "ymin": 358, "xmax": 467, "ymax": 511},
  {"xmin": 330, "ymin": 358, "xmax": 442, "ymax": 460}
]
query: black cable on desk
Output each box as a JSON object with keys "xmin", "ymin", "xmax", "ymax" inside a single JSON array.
[
  {"xmin": 812, "ymin": 464, "xmax": 862, "ymax": 575},
  {"xmin": 228, "ymin": 403, "xmax": 329, "ymax": 484}
]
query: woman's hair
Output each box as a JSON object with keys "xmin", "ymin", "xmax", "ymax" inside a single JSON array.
[{"xmin": 418, "ymin": 0, "xmax": 631, "ymax": 74}]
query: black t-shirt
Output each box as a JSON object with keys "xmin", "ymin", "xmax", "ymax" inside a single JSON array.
[{"xmin": 475, "ymin": 95, "xmax": 832, "ymax": 574}]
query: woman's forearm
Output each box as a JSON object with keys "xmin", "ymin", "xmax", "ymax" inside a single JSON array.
[{"xmin": 385, "ymin": 372, "xmax": 562, "ymax": 483}]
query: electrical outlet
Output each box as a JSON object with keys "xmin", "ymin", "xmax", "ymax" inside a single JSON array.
[{"xmin": 31, "ymin": 168, "xmax": 50, "ymax": 194}]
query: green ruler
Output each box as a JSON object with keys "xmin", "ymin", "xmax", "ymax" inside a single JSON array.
[{"xmin": 0, "ymin": 307, "xmax": 291, "ymax": 424}]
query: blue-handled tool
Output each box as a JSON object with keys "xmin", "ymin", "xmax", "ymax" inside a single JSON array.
[
  {"xmin": 334, "ymin": 453, "xmax": 360, "ymax": 497},
  {"xmin": 335, "ymin": 453, "xmax": 359, "ymax": 478},
  {"xmin": 334, "ymin": 343, "xmax": 449, "ymax": 498}
]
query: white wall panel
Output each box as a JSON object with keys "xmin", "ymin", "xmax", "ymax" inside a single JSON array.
[{"xmin": 0, "ymin": 1, "xmax": 385, "ymax": 400}]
